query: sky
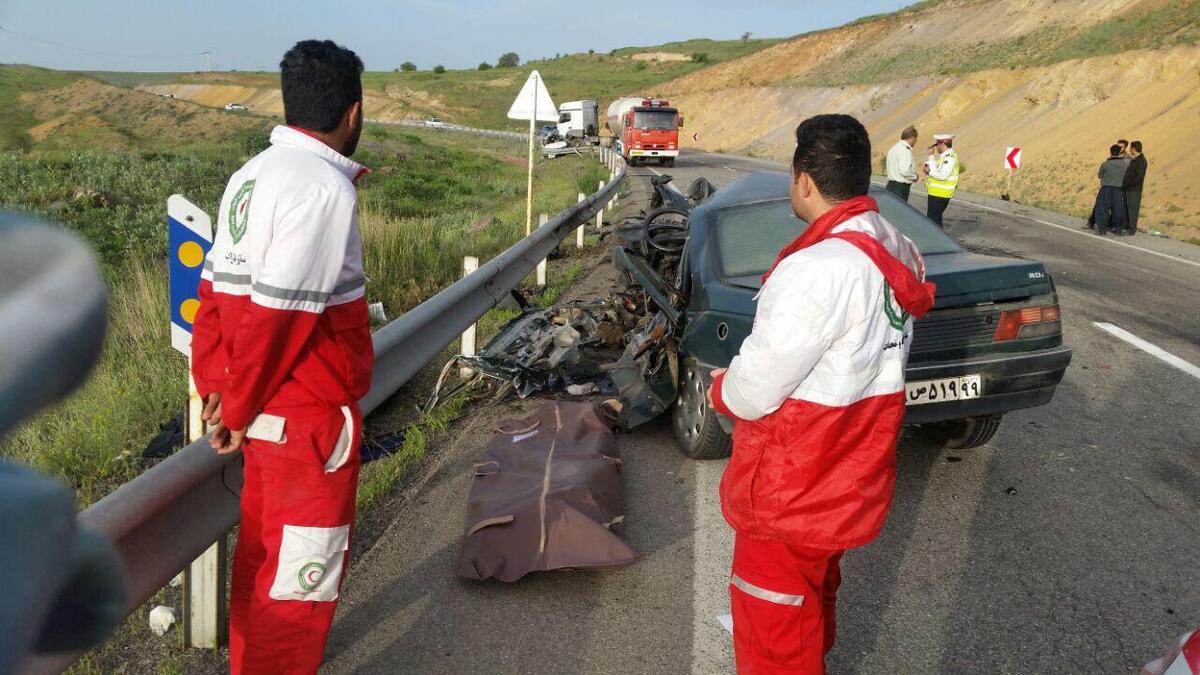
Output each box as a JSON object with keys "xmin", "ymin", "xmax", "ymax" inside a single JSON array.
[{"xmin": 0, "ymin": 0, "xmax": 912, "ymax": 73}]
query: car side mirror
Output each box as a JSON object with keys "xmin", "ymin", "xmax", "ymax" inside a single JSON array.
[
  {"xmin": 624, "ymin": 118, "xmax": 631, "ymax": 128},
  {"xmin": 678, "ymin": 116, "xmax": 685, "ymax": 129}
]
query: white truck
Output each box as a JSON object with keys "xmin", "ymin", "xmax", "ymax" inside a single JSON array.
[{"xmin": 556, "ymin": 100, "xmax": 599, "ymax": 144}]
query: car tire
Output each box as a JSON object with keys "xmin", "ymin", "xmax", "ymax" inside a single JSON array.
[
  {"xmin": 922, "ymin": 415, "xmax": 1003, "ymax": 450},
  {"xmin": 672, "ymin": 358, "xmax": 733, "ymax": 460},
  {"xmin": 663, "ymin": 158, "xmax": 675, "ymax": 168}
]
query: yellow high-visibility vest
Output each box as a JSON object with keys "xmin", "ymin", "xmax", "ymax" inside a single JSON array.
[{"xmin": 926, "ymin": 149, "xmax": 959, "ymax": 198}]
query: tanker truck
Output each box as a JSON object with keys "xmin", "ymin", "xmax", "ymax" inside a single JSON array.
[{"xmin": 605, "ymin": 97, "xmax": 683, "ymax": 167}]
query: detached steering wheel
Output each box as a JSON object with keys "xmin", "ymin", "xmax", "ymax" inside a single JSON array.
[{"xmin": 641, "ymin": 207, "xmax": 690, "ymax": 256}]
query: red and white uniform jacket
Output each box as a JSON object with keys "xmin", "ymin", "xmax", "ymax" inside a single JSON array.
[
  {"xmin": 711, "ymin": 196, "xmax": 934, "ymax": 550},
  {"xmin": 191, "ymin": 125, "xmax": 373, "ymax": 441}
]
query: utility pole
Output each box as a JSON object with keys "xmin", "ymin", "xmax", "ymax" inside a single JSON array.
[{"xmin": 202, "ymin": 50, "xmax": 212, "ymax": 71}]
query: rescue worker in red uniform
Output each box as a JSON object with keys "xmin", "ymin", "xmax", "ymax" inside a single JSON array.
[
  {"xmin": 708, "ymin": 114, "xmax": 936, "ymax": 674},
  {"xmin": 190, "ymin": 40, "xmax": 372, "ymax": 674}
]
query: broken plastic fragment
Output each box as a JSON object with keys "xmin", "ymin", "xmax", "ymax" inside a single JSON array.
[{"xmin": 148, "ymin": 605, "xmax": 176, "ymax": 637}]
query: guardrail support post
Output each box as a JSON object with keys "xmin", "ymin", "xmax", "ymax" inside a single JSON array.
[
  {"xmin": 460, "ymin": 256, "xmax": 479, "ymax": 378},
  {"xmin": 608, "ymin": 171, "xmax": 617, "ymax": 213},
  {"xmin": 597, "ymin": 181, "xmax": 606, "ymax": 230},
  {"xmin": 576, "ymin": 194, "xmax": 585, "ymax": 249},
  {"xmin": 537, "ymin": 214, "xmax": 549, "ymax": 286},
  {"xmin": 183, "ymin": 373, "xmax": 227, "ymax": 649}
]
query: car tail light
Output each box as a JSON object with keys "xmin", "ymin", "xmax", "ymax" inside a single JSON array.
[{"xmin": 994, "ymin": 304, "xmax": 1061, "ymax": 341}]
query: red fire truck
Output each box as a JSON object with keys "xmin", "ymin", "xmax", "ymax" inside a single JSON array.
[{"xmin": 605, "ymin": 98, "xmax": 684, "ymax": 167}]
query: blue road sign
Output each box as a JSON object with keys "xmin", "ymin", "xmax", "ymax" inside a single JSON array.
[{"xmin": 167, "ymin": 195, "xmax": 213, "ymax": 357}]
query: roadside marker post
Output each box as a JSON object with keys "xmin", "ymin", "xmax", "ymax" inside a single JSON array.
[
  {"xmin": 460, "ymin": 256, "xmax": 480, "ymax": 378},
  {"xmin": 576, "ymin": 193, "xmax": 585, "ymax": 249},
  {"xmin": 597, "ymin": 181, "xmax": 605, "ymax": 230},
  {"xmin": 1004, "ymin": 146, "xmax": 1022, "ymax": 199},
  {"xmin": 168, "ymin": 195, "xmax": 227, "ymax": 650},
  {"xmin": 506, "ymin": 71, "xmax": 558, "ymax": 237},
  {"xmin": 537, "ymin": 214, "xmax": 549, "ymax": 286}
]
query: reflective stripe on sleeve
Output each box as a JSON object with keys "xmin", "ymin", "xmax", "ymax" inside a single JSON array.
[{"xmin": 731, "ymin": 574, "xmax": 806, "ymax": 607}]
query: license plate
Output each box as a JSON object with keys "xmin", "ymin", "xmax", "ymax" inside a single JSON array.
[{"xmin": 905, "ymin": 375, "xmax": 982, "ymax": 405}]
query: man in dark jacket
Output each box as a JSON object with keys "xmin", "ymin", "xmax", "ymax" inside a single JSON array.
[
  {"xmin": 1123, "ymin": 140, "xmax": 1147, "ymax": 236},
  {"xmin": 1093, "ymin": 144, "xmax": 1128, "ymax": 236}
]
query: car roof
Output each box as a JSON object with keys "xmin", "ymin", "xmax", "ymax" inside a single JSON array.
[{"xmin": 701, "ymin": 170, "xmax": 892, "ymax": 210}]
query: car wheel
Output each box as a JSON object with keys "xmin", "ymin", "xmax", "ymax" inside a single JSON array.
[
  {"xmin": 672, "ymin": 359, "xmax": 732, "ymax": 460},
  {"xmin": 922, "ymin": 415, "xmax": 1003, "ymax": 450},
  {"xmin": 663, "ymin": 158, "xmax": 675, "ymax": 168}
]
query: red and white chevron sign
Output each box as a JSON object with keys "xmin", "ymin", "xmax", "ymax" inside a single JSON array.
[{"xmin": 1005, "ymin": 147, "xmax": 1022, "ymax": 170}]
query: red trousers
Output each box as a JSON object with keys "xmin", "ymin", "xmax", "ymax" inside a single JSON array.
[
  {"xmin": 229, "ymin": 405, "xmax": 361, "ymax": 675},
  {"xmin": 730, "ymin": 535, "xmax": 845, "ymax": 675}
]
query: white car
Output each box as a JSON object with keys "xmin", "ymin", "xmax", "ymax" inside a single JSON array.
[
  {"xmin": 224, "ymin": 103, "xmax": 247, "ymax": 111},
  {"xmin": 425, "ymin": 117, "xmax": 446, "ymax": 128}
]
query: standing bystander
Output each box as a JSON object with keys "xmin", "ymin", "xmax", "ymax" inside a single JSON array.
[
  {"xmin": 1093, "ymin": 143, "xmax": 1129, "ymax": 236},
  {"xmin": 1123, "ymin": 140, "xmax": 1147, "ymax": 236},
  {"xmin": 1088, "ymin": 139, "xmax": 1130, "ymax": 229},
  {"xmin": 885, "ymin": 126, "xmax": 919, "ymax": 202}
]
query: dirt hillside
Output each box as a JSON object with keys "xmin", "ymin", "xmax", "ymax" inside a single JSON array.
[
  {"xmin": 16, "ymin": 76, "xmax": 266, "ymax": 151},
  {"xmin": 665, "ymin": 0, "xmax": 1200, "ymax": 241},
  {"xmin": 137, "ymin": 73, "xmax": 460, "ymax": 124}
]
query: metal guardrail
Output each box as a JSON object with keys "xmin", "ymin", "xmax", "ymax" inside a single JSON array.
[
  {"xmin": 365, "ymin": 117, "xmax": 526, "ymax": 140},
  {"xmin": 29, "ymin": 150, "xmax": 626, "ymax": 672}
]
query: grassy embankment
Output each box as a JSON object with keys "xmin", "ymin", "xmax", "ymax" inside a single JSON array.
[{"xmin": 0, "ymin": 67, "xmax": 609, "ymax": 505}]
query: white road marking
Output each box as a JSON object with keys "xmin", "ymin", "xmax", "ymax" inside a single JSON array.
[
  {"xmin": 691, "ymin": 460, "xmax": 735, "ymax": 674},
  {"xmin": 1093, "ymin": 322, "xmax": 1200, "ymax": 380},
  {"xmin": 884, "ymin": 181, "xmax": 1200, "ymax": 272}
]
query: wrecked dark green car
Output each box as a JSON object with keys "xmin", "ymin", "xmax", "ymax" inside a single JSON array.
[{"xmin": 614, "ymin": 171, "xmax": 1072, "ymax": 459}]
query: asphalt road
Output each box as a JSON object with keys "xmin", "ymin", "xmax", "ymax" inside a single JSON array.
[{"xmin": 324, "ymin": 149, "xmax": 1200, "ymax": 674}]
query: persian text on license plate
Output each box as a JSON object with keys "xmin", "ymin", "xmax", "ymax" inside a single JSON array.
[{"xmin": 905, "ymin": 375, "xmax": 982, "ymax": 405}]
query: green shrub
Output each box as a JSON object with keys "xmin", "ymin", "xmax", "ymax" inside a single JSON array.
[
  {"xmin": 234, "ymin": 127, "xmax": 271, "ymax": 155},
  {"xmin": 691, "ymin": 52, "xmax": 710, "ymax": 63},
  {"xmin": 400, "ymin": 61, "xmax": 417, "ymax": 72}
]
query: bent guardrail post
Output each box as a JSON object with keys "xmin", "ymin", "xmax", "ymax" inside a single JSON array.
[{"xmin": 536, "ymin": 214, "xmax": 549, "ymax": 287}]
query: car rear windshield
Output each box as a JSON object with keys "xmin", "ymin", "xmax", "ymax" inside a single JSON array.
[{"xmin": 714, "ymin": 197, "xmax": 963, "ymax": 283}]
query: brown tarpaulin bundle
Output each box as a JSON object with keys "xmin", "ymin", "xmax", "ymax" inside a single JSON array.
[{"xmin": 456, "ymin": 400, "xmax": 639, "ymax": 582}]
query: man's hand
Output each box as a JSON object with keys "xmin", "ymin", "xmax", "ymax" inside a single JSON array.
[
  {"xmin": 706, "ymin": 368, "xmax": 727, "ymax": 408},
  {"xmin": 201, "ymin": 392, "xmax": 222, "ymax": 428},
  {"xmin": 209, "ymin": 423, "xmax": 246, "ymax": 455}
]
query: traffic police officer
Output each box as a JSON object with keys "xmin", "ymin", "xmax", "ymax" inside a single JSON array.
[{"xmin": 923, "ymin": 133, "xmax": 959, "ymax": 227}]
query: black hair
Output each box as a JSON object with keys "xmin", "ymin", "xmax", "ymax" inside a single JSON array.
[
  {"xmin": 1110, "ymin": 144, "xmax": 1122, "ymax": 156},
  {"xmin": 791, "ymin": 114, "xmax": 872, "ymax": 202},
  {"xmin": 901, "ymin": 126, "xmax": 918, "ymax": 141},
  {"xmin": 1131, "ymin": 140, "xmax": 1143, "ymax": 152},
  {"xmin": 1117, "ymin": 139, "xmax": 1129, "ymax": 146},
  {"xmin": 280, "ymin": 40, "xmax": 364, "ymax": 132}
]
